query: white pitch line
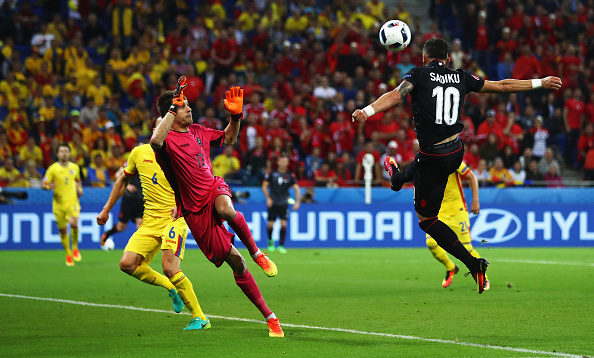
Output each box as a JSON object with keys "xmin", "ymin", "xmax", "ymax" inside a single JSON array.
[
  {"xmin": 494, "ymin": 259, "xmax": 594, "ymax": 267},
  {"xmin": 0, "ymin": 293, "xmax": 583, "ymax": 358}
]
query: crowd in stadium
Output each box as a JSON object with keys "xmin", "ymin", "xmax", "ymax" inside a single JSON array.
[{"xmin": 0, "ymin": 0, "xmax": 593, "ymax": 190}]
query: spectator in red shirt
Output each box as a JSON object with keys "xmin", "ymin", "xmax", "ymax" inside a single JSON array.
[
  {"xmin": 495, "ymin": 27, "xmax": 517, "ymax": 63},
  {"xmin": 240, "ymin": 112, "xmax": 267, "ymax": 153},
  {"xmin": 564, "ymin": 87, "xmax": 585, "ymax": 167},
  {"xmin": 354, "ymin": 141, "xmax": 382, "ymax": 186},
  {"xmin": 334, "ymin": 157, "xmax": 353, "ymax": 187},
  {"xmin": 265, "ymin": 117, "xmax": 291, "ymax": 150},
  {"xmin": 329, "ymin": 111, "xmax": 355, "ymax": 154},
  {"xmin": 512, "ymin": 44, "xmax": 542, "ymax": 80},
  {"xmin": 502, "ymin": 111, "xmax": 525, "ymax": 154},
  {"xmin": 477, "ymin": 109, "xmax": 504, "ymax": 145},
  {"xmin": 463, "ymin": 143, "xmax": 481, "ymax": 169},
  {"xmin": 578, "ymin": 123, "xmax": 594, "ymax": 167},
  {"xmin": 394, "ymin": 128, "xmax": 415, "ymax": 168},
  {"xmin": 313, "ymin": 162, "xmax": 337, "ymax": 187},
  {"xmin": 198, "ymin": 108, "xmax": 223, "ymax": 130},
  {"xmin": 309, "ymin": 118, "xmax": 331, "ymax": 156},
  {"xmin": 211, "ymin": 29, "xmax": 238, "ymax": 76},
  {"xmin": 269, "ymin": 98, "xmax": 292, "ymax": 128},
  {"xmin": 243, "ymin": 92, "xmax": 267, "ymax": 119}
]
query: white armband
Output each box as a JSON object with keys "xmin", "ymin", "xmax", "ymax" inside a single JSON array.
[
  {"xmin": 363, "ymin": 105, "xmax": 375, "ymax": 117},
  {"xmin": 531, "ymin": 79, "xmax": 542, "ymax": 89}
]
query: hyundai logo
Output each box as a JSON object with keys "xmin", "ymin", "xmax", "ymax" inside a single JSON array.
[{"xmin": 470, "ymin": 209, "xmax": 521, "ymax": 244}]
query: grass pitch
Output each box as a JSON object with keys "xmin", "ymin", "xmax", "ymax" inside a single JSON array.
[{"xmin": 0, "ymin": 247, "xmax": 592, "ymax": 357}]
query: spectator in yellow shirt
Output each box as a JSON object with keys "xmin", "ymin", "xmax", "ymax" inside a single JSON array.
[
  {"xmin": 488, "ymin": 157, "xmax": 514, "ymax": 186},
  {"xmin": 46, "ymin": 13, "xmax": 67, "ymax": 42},
  {"xmin": 366, "ymin": 0, "xmax": 385, "ymax": 20},
  {"xmin": 85, "ymin": 153, "xmax": 109, "ymax": 187},
  {"xmin": 212, "ymin": 145, "xmax": 241, "ymax": 179},
  {"xmin": 18, "ymin": 137, "xmax": 43, "ymax": 168},
  {"xmin": 239, "ymin": 4, "xmax": 260, "ymax": 33},
  {"xmin": 86, "ymin": 75, "xmax": 111, "ymax": 106},
  {"xmin": 69, "ymin": 131, "xmax": 90, "ymax": 168},
  {"xmin": 25, "ymin": 47, "xmax": 43, "ymax": 75},
  {"xmin": 0, "ymin": 157, "xmax": 28, "ymax": 187},
  {"xmin": 285, "ymin": 9, "xmax": 309, "ymax": 35}
]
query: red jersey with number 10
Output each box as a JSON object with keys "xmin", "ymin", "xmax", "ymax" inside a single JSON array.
[{"xmin": 154, "ymin": 124, "xmax": 225, "ymax": 213}]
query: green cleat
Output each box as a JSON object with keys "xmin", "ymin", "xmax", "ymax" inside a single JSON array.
[
  {"xmin": 169, "ymin": 289, "xmax": 184, "ymax": 313},
  {"xmin": 184, "ymin": 317, "xmax": 211, "ymax": 331},
  {"xmin": 267, "ymin": 239, "xmax": 275, "ymax": 252},
  {"xmin": 277, "ymin": 246, "xmax": 287, "ymax": 254}
]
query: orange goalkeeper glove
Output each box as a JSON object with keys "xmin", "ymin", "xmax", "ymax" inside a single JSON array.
[
  {"xmin": 168, "ymin": 76, "xmax": 187, "ymax": 115},
  {"xmin": 224, "ymin": 86, "xmax": 244, "ymax": 121}
]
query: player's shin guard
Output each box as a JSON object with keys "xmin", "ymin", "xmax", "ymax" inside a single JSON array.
[
  {"xmin": 60, "ymin": 232, "xmax": 72, "ymax": 256},
  {"xmin": 229, "ymin": 212, "xmax": 258, "ymax": 255},
  {"xmin": 132, "ymin": 264, "xmax": 175, "ymax": 290},
  {"xmin": 419, "ymin": 217, "xmax": 479, "ymax": 272},
  {"xmin": 70, "ymin": 227, "xmax": 79, "ymax": 250},
  {"xmin": 234, "ymin": 269, "xmax": 273, "ymax": 318},
  {"xmin": 170, "ymin": 271, "xmax": 206, "ymax": 320},
  {"xmin": 426, "ymin": 237, "xmax": 456, "ymax": 271}
]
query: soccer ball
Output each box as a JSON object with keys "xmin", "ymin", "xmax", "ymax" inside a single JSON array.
[
  {"xmin": 379, "ymin": 20, "xmax": 411, "ymax": 52},
  {"xmin": 101, "ymin": 238, "xmax": 115, "ymax": 251}
]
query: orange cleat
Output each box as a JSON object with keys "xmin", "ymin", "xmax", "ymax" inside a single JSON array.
[
  {"xmin": 66, "ymin": 255, "xmax": 74, "ymax": 266},
  {"xmin": 254, "ymin": 253, "xmax": 277, "ymax": 277},
  {"xmin": 72, "ymin": 249, "xmax": 82, "ymax": 262},
  {"xmin": 267, "ymin": 318, "xmax": 284, "ymax": 338},
  {"xmin": 466, "ymin": 258, "xmax": 489, "ymax": 294},
  {"xmin": 442, "ymin": 265, "xmax": 459, "ymax": 288}
]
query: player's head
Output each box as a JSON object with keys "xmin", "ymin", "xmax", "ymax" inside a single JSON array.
[
  {"xmin": 157, "ymin": 90, "xmax": 192, "ymax": 127},
  {"xmin": 57, "ymin": 143, "xmax": 70, "ymax": 163},
  {"xmin": 422, "ymin": 38, "xmax": 450, "ymax": 65},
  {"xmin": 278, "ymin": 153, "xmax": 289, "ymax": 171}
]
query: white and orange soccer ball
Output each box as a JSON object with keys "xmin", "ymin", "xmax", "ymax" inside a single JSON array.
[
  {"xmin": 101, "ymin": 238, "xmax": 115, "ymax": 251},
  {"xmin": 379, "ymin": 20, "xmax": 411, "ymax": 52}
]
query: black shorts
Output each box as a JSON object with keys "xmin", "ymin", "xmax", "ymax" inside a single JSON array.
[
  {"xmin": 267, "ymin": 204, "xmax": 289, "ymax": 221},
  {"xmin": 119, "ymin": 196, "xmax": 144, "ymax": 223},
  {"xmin": 414, "ymin": 137, "xmax": 464, "ymax": 217}
]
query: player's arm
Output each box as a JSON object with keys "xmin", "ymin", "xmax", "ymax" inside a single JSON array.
[
  {"xmin": 262, "ymin": 178, "xmax": 273, "ymax": 207},
  {"xmin": 352, "ymin": 80, "xmax": 413, "ymax": 123},
  {"xmin": 151, "ymin": 76, "xmax": 187, "ymax": 150},
  {"xmin": 223, "ymin": 86, "xmax": 244, "ymax": 145},
  {"xmin": 96, "ymin": 170, "xmax": 133, "ymax": 225},
  {"xmin": 41, "ymin": 168, "xmax": 55, "ymax": 190},
  {"xmin": 464, "ymin": 169, "xmax": 480, "ymax": 214},
  {"xmin": 292, "ymin": 183, "xmax": 301, "ymax": 211},
  {"xmin": 479, "ymin": 76, "xmax": 562, "ymax": 93}
]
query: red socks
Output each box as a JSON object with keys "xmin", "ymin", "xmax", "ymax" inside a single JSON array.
[
  {"xmin": 229, "ymin": 212, "xmax": 258, "ymax": 255},
  {"xmin": 234, "ymin": 269, "xmax": 273, "ymax": 318}
]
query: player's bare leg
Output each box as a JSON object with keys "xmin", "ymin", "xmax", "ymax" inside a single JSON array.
[
  {"xmin": 162, "ymin": 250, "xmax": 210, "ymax": 330},
  {"xmin": 119, "ymin": 251, "xmax": 182, "ymax": 311},
  {"xmin": 70, "ymin": 216, "xmax": 81, "ymax": 262},
  {"xmin": 226, "ymin": 246, "xmax": 283, "ymax": 337},
  {"xmin": 417, "ymin": 213, "xmax": 488, "ymax": 294},
  {"xmin": 216, "ymin": 195, "xmax": 277, "ymax": 277}
]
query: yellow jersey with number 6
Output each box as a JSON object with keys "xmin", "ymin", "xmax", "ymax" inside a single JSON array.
[
  {"xmin": 43, "ymin": 162, "xmax": 80, "ymax": 207},
  {"xmin": 123, "ymin": 144, "xmax": 175, "ymax": 216}
]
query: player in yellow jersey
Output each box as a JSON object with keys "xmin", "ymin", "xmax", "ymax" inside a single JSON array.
[
  {"xmin": 426, "ymin": 161, "xmax": 490, "ymax": 290},
  {"xmin": 42, "ymin": 144, "xmax": 82, "ymax": 266},
  {"xmin": 97, "ymin": 143, "xmax": 210, "ymax": 330}
]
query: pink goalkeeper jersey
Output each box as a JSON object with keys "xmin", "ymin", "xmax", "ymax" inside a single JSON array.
[{"xmin": 154, "ymin": 124, "xmax": 225, "ymax": 213}]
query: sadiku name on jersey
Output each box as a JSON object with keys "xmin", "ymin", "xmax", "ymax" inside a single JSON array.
[{"xmin": 430, "ymin": 72, "xmax": 461, "ymax": 84}]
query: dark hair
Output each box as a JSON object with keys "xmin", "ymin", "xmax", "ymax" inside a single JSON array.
[
  {"xmin": 156, "ymin": 90, "xmax": 174, "ymax": 117},
  {"xmin": 58, "ymin": 143, "xmax": 70, "ymax": 151},
  {"xmin": 423, "ymin": 38, "xmax": 450, "ymax": 61},
  {"xmin": 278, "ymin": 152, "xmax": 290, "ymax": 160}
]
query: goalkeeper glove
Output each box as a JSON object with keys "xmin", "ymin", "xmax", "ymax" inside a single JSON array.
[
  {"xmin": 224, "ymin": 86, "xmax": 244, "ymax": 121},
  {"xmin": 168, "ymin": 76, "xmax": 187, "ymax": 115}
]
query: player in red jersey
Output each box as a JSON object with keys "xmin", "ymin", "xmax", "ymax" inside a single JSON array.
[{"xmin": 150, "ymin": 77, "xmax": 283, "ymax": 338}]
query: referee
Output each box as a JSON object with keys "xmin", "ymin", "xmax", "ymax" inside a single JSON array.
[
  {"xmin": 262, "ymin": 154, "xmax": 301, "ymax": 253},
  {"xmin": 100, "ymin": 167, "xmax": 144, "ymax": 245}
]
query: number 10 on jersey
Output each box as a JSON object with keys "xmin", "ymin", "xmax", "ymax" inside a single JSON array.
[{"xmin": 432, "ymin": 86, "xmax": 460, "ymax": 125}]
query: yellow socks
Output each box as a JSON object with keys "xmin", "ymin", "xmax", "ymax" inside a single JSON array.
[
  {"xmin": 60, "ymin": 232, "xmax": 72, "ymax": 256},
  {"xmin": 132, "ymin": 264, "xmax": 175, "ymax": 291},
  {"xmin": 170, "ymin": 271, "xmax": 206, "ymax": 320},
  {"xmin": 426, "ymin": 237, "xmax": 456, "ymax": 271},
  {"xmin": 71, "ymin": 227, "xmax": 79, "ymax": 250}
]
